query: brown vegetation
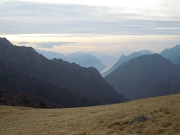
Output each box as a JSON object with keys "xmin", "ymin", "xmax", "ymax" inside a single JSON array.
[{"xmin": 1, "ymin": 94, "xmax": 180, "ymax": 135}]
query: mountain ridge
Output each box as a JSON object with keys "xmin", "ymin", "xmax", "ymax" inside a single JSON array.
[
  {"xmin": 105, "ymin": 54, "xmax": 180, "ymax": 100},
  {"xmin": 66, "ymin": 52, "xmax": 107, "ymax": 72},
  {"xmin": 102, "ymin": 50, "xmax": 153, "ymax": 77},
  {"xmin": 36, "ymin": 50, "xmax": 107, "ymax": 72},
  {"xmin": 0, "ymin": 37, "xmax": 127, "ymax": 108}
]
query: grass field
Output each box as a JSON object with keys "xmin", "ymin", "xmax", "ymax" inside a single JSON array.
[{"xmin": 1, "ymin": 94, "xmax": 180, "ymax": 135}]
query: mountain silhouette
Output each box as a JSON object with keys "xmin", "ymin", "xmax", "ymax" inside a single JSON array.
[
  {"xmin": 160, "ymin": 45, "xmax": 180, "ymax": 65},
  {"xmin": 36, "ymin": 50, "xmax": 107, "ymax": 73},
  {"xmin": 102, "ymin": 50, "xmax": 153, "ymax": 77},
  {"xmin": 105, "ymin": 54, "xmax": 180, "ymax": 100},
  {"xmin": 66, "ymin": 52, "xmax": 107, "ymax": 72},
  {"xmin": 0, "ymin": 37, "xmax": 126, "ymax": 108}
]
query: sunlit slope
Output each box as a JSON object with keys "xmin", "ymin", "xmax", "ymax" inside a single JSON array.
[{"xmin": 1, "ymin": 94, "xmax": 180, "ymax": 135}]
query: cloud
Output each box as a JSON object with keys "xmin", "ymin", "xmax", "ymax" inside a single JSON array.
[
  {"xmin": 0, "ymin": 0, "xmax": 180, "ymax": 36},
  {"xmin": 37, "ymin": 42, "xmax": 76, "ymax": 48},
  {"xmin": 17, "ymin": 41, "xmax": 76, "ymax": 48}
]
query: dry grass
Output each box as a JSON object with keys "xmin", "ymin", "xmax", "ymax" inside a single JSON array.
[{"xmin": 1, "ymin": 94, "xmax": 180, "ymax": 135}]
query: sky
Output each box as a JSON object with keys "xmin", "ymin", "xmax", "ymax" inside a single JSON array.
[{"xmin": 0, "ymin": 0, "xmax": 180, "ymax": 55}]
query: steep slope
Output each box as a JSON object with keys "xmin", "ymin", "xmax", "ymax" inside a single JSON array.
[
  {"xmin": 0, "ymin": 37, "xmax": 126, "ymax": 108},
  {"xmin": 160, "ymin": 45, "xmax": 180, "ymax": 65},
  {"xmin": 102, "ymin": 50, "xmax": 153, "ymax": 77},
  {"xmin": 66, "ymin": 52, "xmax": 107, "ymax": 72},
  {"xmin": 105, "ymin": 54, "xmax": 180, "ymax": 100}
]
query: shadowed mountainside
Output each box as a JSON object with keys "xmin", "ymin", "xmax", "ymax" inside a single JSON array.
[
  {"xmin": 105, "ymin": 54, "xmax": 180, "ymax": 100},
  {"xmin": 0, "ymin": 88, "xmax": 61, "ymax": 108},
  {"xmin": 102, "ymin": 50, "xmax": 153, "ymax": 77},
  {"xmin": 140, "ymin": 79, "xmax": 180, "ymax": 99},
  {"xmin": 0, "ymin": 37, "xmax": 126, "ymax": 108}
]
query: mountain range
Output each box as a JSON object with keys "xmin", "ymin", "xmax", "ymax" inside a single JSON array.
[
  {"xmin": 102, "ymin": 50, "xmax": 153, "ymax": 77},
  {"xmin": 0, "ymin": 37, "xmax": 126, "ymax": 108},
  {"xmin": 105, "ymin": 54, "xmax": 180, "ymax": 100},
  {"xmin": 37, "ymin": 50, "xmax": 107, "ymax": 72},
  {"xmin": 1, "ymin": 37, "xmax": 180, "ymax": 107},
  {"xmin": 66, "ymin": 52, "xmax": 107, "ymax": 72}
]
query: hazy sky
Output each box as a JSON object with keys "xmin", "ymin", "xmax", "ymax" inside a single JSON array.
[{"xmin": 0, "ymin": 0, "xmax": 180, "ymax": 54}]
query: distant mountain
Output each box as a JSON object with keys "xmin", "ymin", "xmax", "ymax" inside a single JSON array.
[
  {"xmin": 34, "ymin": 50, "xmax": 107, "ymax": 72},
  {"xmin": 138, "ymin": 50, "xmax": 153, "ymax": 55},
  {"xmin": 102, "ymin": 50, "xmax": 153, "ymax": 77},
  {"xmin": 66, "ymin": 52, "xmax": 107, "ymax": 72},
  {"xmin": 35, "ymin": 49, "xmax": 66, "ymax": 60},
  {"xmin": 105, "ymin": 54, "xmax": 180, "ymax": 100},
  {"xmin": 160, "ymin": 45, "xmax": 180, "ymax": 65},
  {"xmin": 0, "ymin": 37, "xmax": 127, "ymax": 108}
]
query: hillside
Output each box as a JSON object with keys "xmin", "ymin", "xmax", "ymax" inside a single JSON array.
[
  {"xmin": 140, "ymin": 79, "xmax": 180, "ymax": 99},
  {"xmin": 105, "ymin": 54, "xmax": 180, "ymax": 100},
  {"xmin": 102, "ymin": 50, "xmax": 153, "ymax": 77},
  {"xmin": 1, "ymin": 94, "xmax": 180, "ymax": 135},
  {"xmin": 0, "ymin": 37, "xmax": 126, "ymax": 108},
  {"xmin": 160, "ymin": 45, "xmax": 180, "ymax": 65}
]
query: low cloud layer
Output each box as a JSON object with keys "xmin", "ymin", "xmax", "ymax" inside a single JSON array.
[
  {"xmin": 18, "ymin": 41, "xmax": 76, "ymax": 48},
  {"xmin": 37, "ymin": 42, "xmax": 76, "ymax": 48}
]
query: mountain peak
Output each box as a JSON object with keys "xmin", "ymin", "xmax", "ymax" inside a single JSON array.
[
  {"xmin": 160, "ymin": 45, "xmax": 180, "ymax": 65},
  {"xmin": 138, "ymin": 49, "xmax": 153, "ymax": 55},
  {"xmin": 0, "ymin": 37, "xmax": 11, "ymax": 44},
  {"xmin": 105, "ymin": 54, "xmax": 180, "ymax": 100},
  {"xmin": 0, "ymin": 37, "xmax": 14, "ymax": 51},
  {"xmin": 175, "ymin": 44, "xmax": 180, "ymax": 48},
  {"xmin": 66, "ymin": 52, "xmax": 106, "ymax": 72}
]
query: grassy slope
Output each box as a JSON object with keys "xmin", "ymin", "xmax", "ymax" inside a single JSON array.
[{"xmin": 1, "ymin": 94, "xmax": 180, "ymax": 135}]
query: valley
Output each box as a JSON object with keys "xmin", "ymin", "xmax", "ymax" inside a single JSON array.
[{"xmin": 1, "ymin": 1, "xmax": 180, "ymax": 134}]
